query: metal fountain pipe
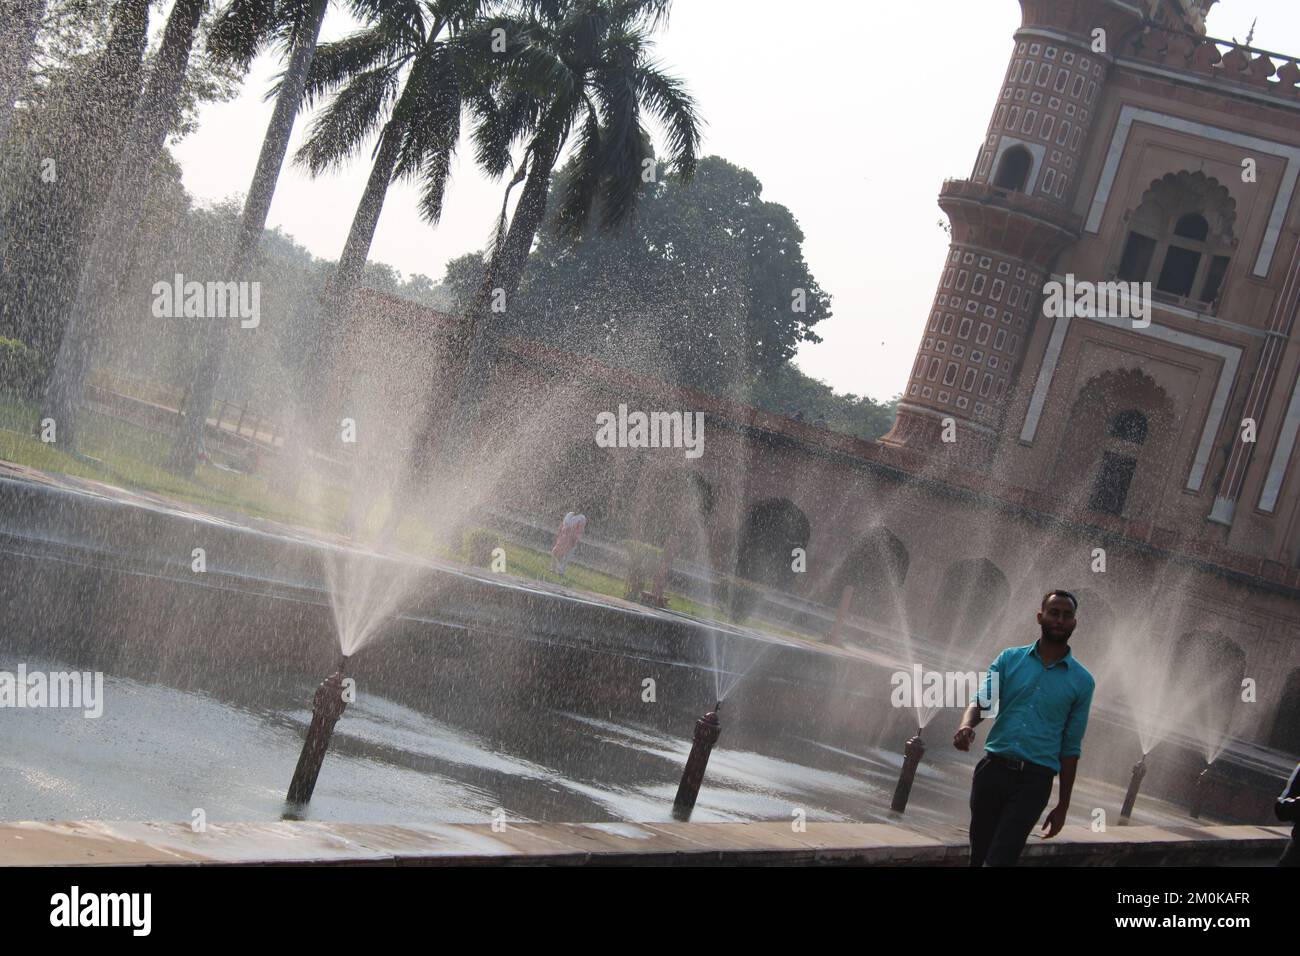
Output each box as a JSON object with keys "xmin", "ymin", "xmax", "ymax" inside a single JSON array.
[
  {"xmin": 286, "ymin": 655, "xmax": 350, "ymax": 805},
  {"xmin": 890, "ymin": 730, "xmax": 926, "ymax": 813},
  {"xmin": 1189, "ymin": 764, "xmax": 1212, "ymax": 820},
  {"xmin": 1119, "ymin": 754, "xmax": 1148, "ymax": 824},
  {"xmin": 672, "ymin": 700, "xmax": 722, "ymax": 820}
]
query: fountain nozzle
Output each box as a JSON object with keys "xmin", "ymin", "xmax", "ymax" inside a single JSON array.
[
  {"xmin": 1189, "ymin": 764, "xmax": 1212, "ymax": 820},
  {"xmin": 672, "ymin": 702, "xmax": 723, "ymax": 820},
  {"xmin": 285, "ymin": 661, "xmax": 352, "ymax": 805},
  {"xmin": 1118, "ymin": 754, "xmax": 1148, "ymax": 824},
  {"xmin": 890, "ymin": 729, "xmax": 926, "ymax": 813}
]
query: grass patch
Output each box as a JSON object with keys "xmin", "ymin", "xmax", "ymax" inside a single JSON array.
[{"xmin": 1, "ymin": 394, "xmax": 824, "ymax": 643}]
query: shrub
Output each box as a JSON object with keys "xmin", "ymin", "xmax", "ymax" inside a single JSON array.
[
  {"xmin": 719, "ymin": 575, "xmax": 764, "ymax": 624},
  {"xmin": 0, "ymin": 337, "xmax": 46, "ymax": 398},
  {"xmin": 622, "ymin": 539, "xmax": 663, "ymax": 599},
  {"xmin": 462, "ymin": 528, "xmax": 501, "ymax": 568}
]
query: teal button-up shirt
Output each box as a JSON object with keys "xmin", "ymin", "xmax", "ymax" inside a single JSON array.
[{"xmin": 973, "ymin": 641, "xmax": 1095, "ymax": 773}]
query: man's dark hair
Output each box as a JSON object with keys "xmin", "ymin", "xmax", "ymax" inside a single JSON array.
[{"xmin": 1041, "ymin": 589, "xmax": 1078, "ymax": 610}]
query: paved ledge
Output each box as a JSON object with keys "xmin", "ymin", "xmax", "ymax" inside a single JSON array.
[{"xmin": 0, "ymin": 821, "xmax": 1289, "ymax": 867}]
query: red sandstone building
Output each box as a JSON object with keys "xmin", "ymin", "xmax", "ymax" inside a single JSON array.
[{"xmin": 348, "ymin": 0, "xmax": 1300, "ymax": 755}]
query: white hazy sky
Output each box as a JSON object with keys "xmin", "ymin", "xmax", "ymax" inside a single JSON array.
[{"xmin": 172, "ymin": 0, "xmax": 1299, "ymax": 401}]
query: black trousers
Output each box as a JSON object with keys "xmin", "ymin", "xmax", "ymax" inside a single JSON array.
[
  {"xmin": 1280, "ymin": 835, "xmax": 1299, "ymax": 867},
  {"xmin": 968, "ymin": 754, "xmax": 1056, "ymax": 867}
]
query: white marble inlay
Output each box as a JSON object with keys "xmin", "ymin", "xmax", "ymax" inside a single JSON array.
[
  {"xmin": 1086, "ymin": 105, "xmax": 1300, "ymax": 277},
  {"xmin": 1019, "ymin": 278, "xmax": 1241, "ymax": 493},
  {"xmin": 1259, "ymin": 370, "xmax": 1300, "ymax": 512}
]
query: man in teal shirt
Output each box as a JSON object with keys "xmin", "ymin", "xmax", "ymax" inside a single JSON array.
[{"xmin": 954, "ymin": 590, "xmax": 1095, "ymax": 866}]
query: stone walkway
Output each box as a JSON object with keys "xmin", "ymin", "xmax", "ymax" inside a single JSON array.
[{"xmin": 0, "ymin": 820, "xmax": 1288, "ymax": 866}]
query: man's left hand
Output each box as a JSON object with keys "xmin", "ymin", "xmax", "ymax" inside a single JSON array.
[{"xmin": 1040, "ymin": 804, "xmax": 1068, "ymax": 839}]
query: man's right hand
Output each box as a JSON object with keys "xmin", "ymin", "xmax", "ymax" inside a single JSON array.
[{"xmin": 953, "ymin": 726, "xmax": 976, "ymax": 751}]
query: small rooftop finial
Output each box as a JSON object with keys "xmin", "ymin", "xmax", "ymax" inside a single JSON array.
[{"xmin": 1245, "ymin": 17, "xmax": 1257, "ymax": 47}]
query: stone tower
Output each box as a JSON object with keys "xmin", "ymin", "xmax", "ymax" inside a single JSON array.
[{"xmin": 881, "ymin": 0, "xmax": 1210, "ymax": 464}]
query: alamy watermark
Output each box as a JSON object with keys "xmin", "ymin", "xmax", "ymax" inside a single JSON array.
[
  {"xmin": 50, "ymin": 886, "xmax": 150, "ymax": 936},
  {"xmin": 0, "ymin": 664, "xmax": 104, "ymax": 718},
  {"xmin": 595, "ymin": 404, "xmax": 704, "ymax": 459},
  {"xmin": 1042, "ymin": 274, "xmax": 1151, "ymax": 328},
  {"xmin": 151, "ymin": 273, "xmax": 260, "ymax": 328},
  {"xmin": 890, "ymin": 665, "xmax": 999, "ymax": 717}
]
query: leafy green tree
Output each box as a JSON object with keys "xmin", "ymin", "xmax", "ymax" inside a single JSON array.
[
  {"xmin": 748, "ymin": 364, "xmax": 899, "ymax": 441},
  {"xmin": 509, "ymin": 155, "xmax": 829, "ymax": 391},
  {"xmin": 0, "ymin": 0, "xmax": 48, "ymax": 147},
  {"xmin": 43, "ymin": 0, "xmax": 211, "ymax": 449},
  {"xmin": 0, "ymin": 0, "xmax": 151, "ymax": 369}
]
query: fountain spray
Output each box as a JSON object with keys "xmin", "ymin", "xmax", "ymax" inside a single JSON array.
[
  {"xmin": 890, "ymin": 730, "xmax": 926, "ymax": 813},
  {"xmin": 1118, "ymin": 754, "xmax": 1148, "ymax": 824},
  {"xmin": 286, "ymin": 656, "xmax": 350, "ymax": 805},
  {"xmin": 672, "ymin": 700, "xmax": 722, "ymax": 820},
  {"xmin": 1189, "ymin": 763, "xmax": 1212, "ymax": 820}
]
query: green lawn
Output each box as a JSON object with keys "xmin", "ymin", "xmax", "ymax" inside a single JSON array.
[
  {"xmin": 1, "ymin": 394, "xmax": 824, "ymax": 643},
  {"xmin": 0, "ymin": 395, "xmax": 342, "ymax": 527}
]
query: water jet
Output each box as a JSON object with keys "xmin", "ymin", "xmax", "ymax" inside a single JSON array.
[
  {"xmin": 1118, "ymin": 754, "xmax": 1147, "ymax": 824},
  {"xmin": 285, "ymin": 655, "xmax": 350, "ymax": 805},
  {"xmin": 672, "ymin": 700, "xmax": 722, "ymax": 820},
  {"xmin": 889, "ymin": 730, "xmax": 925, "ymax": 813}
]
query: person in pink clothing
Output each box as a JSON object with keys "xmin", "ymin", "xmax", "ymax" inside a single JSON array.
[{"xmin": 550, "ymin": 511, "xmax": 587, "ymax": 576}]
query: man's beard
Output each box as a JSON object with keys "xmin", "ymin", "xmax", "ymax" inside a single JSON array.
[{"xmin": 1040, "ymin": 624, "xmax": 1070, "ymax": 644}]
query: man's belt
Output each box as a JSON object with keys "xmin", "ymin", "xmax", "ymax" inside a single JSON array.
[{"xmin": 986, "ymin": 752, "xmax": 1056, "ymax": 776}]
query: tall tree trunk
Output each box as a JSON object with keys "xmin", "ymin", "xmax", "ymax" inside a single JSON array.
[
  {"xmin": 300, "ymin": 123, "xmax": 403, "ymax": 438},
  {"xmin": 41, "ymin": 0, "xmax": 206, "ymax": 451},
  {"xmin": 169, "ymin": 0, "xmax": 329, "ymax": 475},
  {"xmin": 392, "ymin": 131, "xmax": 561, "ymax": 528},
  {"xmin": 0, "ymin": 0, "xmax": 45, "ymax": 147},
  {"xmin": 5, "ymin": 0, "xmax": 150, "ymax": 371},
  {"xmin": 439, "ymin": 132, "xmax": 561, "ymax": 455}
]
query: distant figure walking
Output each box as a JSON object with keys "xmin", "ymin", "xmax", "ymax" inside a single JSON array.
[
  {"xmin": 551, "ymin": 511, "xmax": 587, "ymax": 576},
  {"xmin": 1278, "ymin": 762, "xmax": 1300, "ymax": 866}
]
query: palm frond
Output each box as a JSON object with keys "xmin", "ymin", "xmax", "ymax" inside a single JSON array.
[
  {"xmin": 207, "ymin": 0, "xmax": 277, "ymax": 68},
  {"xmin": 469, "ymin": 82, "xmax": 539, "ymax": 176},
  {"xmin": 552, "ymin": 100, "xmax": 603, "ymax": 240},
  {"xmin": 389, "ymin": 43, "xmax": 464, "ymax": 222},
  {"xmin": 634, "ymin": 59, "xmax": 700, "ymax": 176},
  {"xmin": 294, "ymin": 65, "xmax": 401, "ymax": 174},
  {"xmin": 291, "ymin": 25, "xmax": 412, "ymax": 109},
  {"xmin": 592, "ymin": 62, "xmax": 647, "ymax": 228}
]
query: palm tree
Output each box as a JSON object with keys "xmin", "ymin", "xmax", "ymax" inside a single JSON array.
[
  {"xmin": 42, "ymin": 0, "xmax": 209, "ymax": 450},
  {"xmin": 169, "ymin": 0, "xmax": 333, "ymax": 474},
  {"xmin": 285, "ymin": 0, "xmax": 505, "ymax": 432},
  {"xmin": 0, "ymin": 0, "xmax": 46, "ymax": 147},
  {"xmin": 438, "ymin": 0, "xmax": 700, "ymax": 452}
]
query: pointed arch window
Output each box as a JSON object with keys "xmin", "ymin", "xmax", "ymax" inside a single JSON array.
[{"xmin": 1114, "ymin": 171, "xmax": 1236, "ymax": 309}]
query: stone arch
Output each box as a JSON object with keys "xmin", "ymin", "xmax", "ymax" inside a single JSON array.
[
  {"xmin": 1268, "ymin": 668, "xmax": 1300, "ymax": 755},
  {"xmin": 927, "ymin": 557, "xmax": 1010, "ymax": 646},
  {"xmin": 828, "ymin": 527, "xmax": 909, "ymax": 624},
  {"xmin": 1051, "ymin": 367, "xmax": 1178, "ymax": 517},
  {"xmin": 735, "ymin": 497, "xmax": 810, "ymax": 590}
]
